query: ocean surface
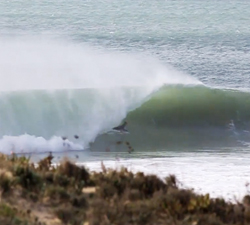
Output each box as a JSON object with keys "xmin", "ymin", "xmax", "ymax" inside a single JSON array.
[{"xmin": 1, "ymin": 0, "xmax": 250, "ymax": 200}]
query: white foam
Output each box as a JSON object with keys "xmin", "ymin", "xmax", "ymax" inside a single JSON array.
[{"xmin": 0, "ymin": 134, "xmax": 83, "ymax": 154}]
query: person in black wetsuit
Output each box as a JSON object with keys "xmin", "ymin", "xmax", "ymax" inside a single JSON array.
[{"xmin": 112, "ymin": 121, "xmax": 128, "ymax": 132}]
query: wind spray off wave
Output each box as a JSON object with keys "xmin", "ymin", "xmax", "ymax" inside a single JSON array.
[{"xmin": 0, "ymin": 37, "xmax": 201, "ymax": 154}]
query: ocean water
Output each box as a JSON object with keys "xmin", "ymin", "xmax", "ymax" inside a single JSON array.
[{"xmin": 1, "ymin": 0, "xmax": 250, "ymax": 200}]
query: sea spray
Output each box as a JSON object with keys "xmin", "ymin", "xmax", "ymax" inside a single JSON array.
[{"xmin": 0, "ymin": 37, "xmax": 200, "ymax": 91}]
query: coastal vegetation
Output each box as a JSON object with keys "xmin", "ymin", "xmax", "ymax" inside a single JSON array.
[{"xmin": 0, "ymin": 153, "xmax": 249, "ymax": 225}]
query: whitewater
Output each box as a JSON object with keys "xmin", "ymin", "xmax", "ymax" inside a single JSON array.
[{"xmin": 1, "ymin": 0, "xmax": 250, "ymax": 200}]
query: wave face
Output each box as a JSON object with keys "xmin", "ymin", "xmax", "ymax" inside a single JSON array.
[
  {"xmin": 92, "ymin": 86, "xmax": 250, "ymax": 151},
  {"xmin": 0, "ymin": 37, "xmax": 200, "ymax": 154},
  {"xmin": 128, "ymin": 86, "xmax": 250, "ymax": 128}
]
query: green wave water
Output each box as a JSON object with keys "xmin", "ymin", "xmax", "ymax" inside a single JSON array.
[
  {"xmin": 128, "ymin": 85, "xmax": 250, "ymax": 128},
  {"xmin": 92, "ymin": 85, "xmax": 250, "ymax": 151}
]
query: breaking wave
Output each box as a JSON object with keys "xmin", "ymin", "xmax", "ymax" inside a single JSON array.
[{"xmin": 0, "ymin": 37, "xmax": 200, "ymax": 154}]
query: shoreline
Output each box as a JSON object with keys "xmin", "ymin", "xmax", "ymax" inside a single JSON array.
[
  {"xmin": 5, "ymin": 149, "xmax": 250, "ymax": 202},
  {"xmin": 0, "ymin": 153, "xmax": 249, "ymax": 225}
]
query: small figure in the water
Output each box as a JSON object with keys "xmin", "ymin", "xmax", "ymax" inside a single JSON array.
[
  {"xmin": 74, "ymin": 135, "xmax": 79, "ymax": 139},
  {"xmin": 62, "ymin": 136, "xmax": 67, "ymax": 141},
  {"xmin": 61, "ymin": 136, "xmax": 70, "ymax": 148},
  {"xmin": 62, "ymin": 136, "xmax": 67, "ymax": 147},
  {"xmin": 112, "ymin": 121, "xmax": 128, "ymax": 133}
]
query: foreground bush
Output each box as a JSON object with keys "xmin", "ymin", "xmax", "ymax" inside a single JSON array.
[{"xmin": 0, "ymin": 153, "xmax": 248, "ymax": 225}]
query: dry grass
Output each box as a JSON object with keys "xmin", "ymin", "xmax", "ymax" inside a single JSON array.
[{"xmin": 0, "ymin": 153, "xmax": 248, "ymax": 225}]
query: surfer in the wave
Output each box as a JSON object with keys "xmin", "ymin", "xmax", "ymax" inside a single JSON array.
[{"xmin": 112, "ymin": 121, "xmax": 128, "ymax": 133}]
